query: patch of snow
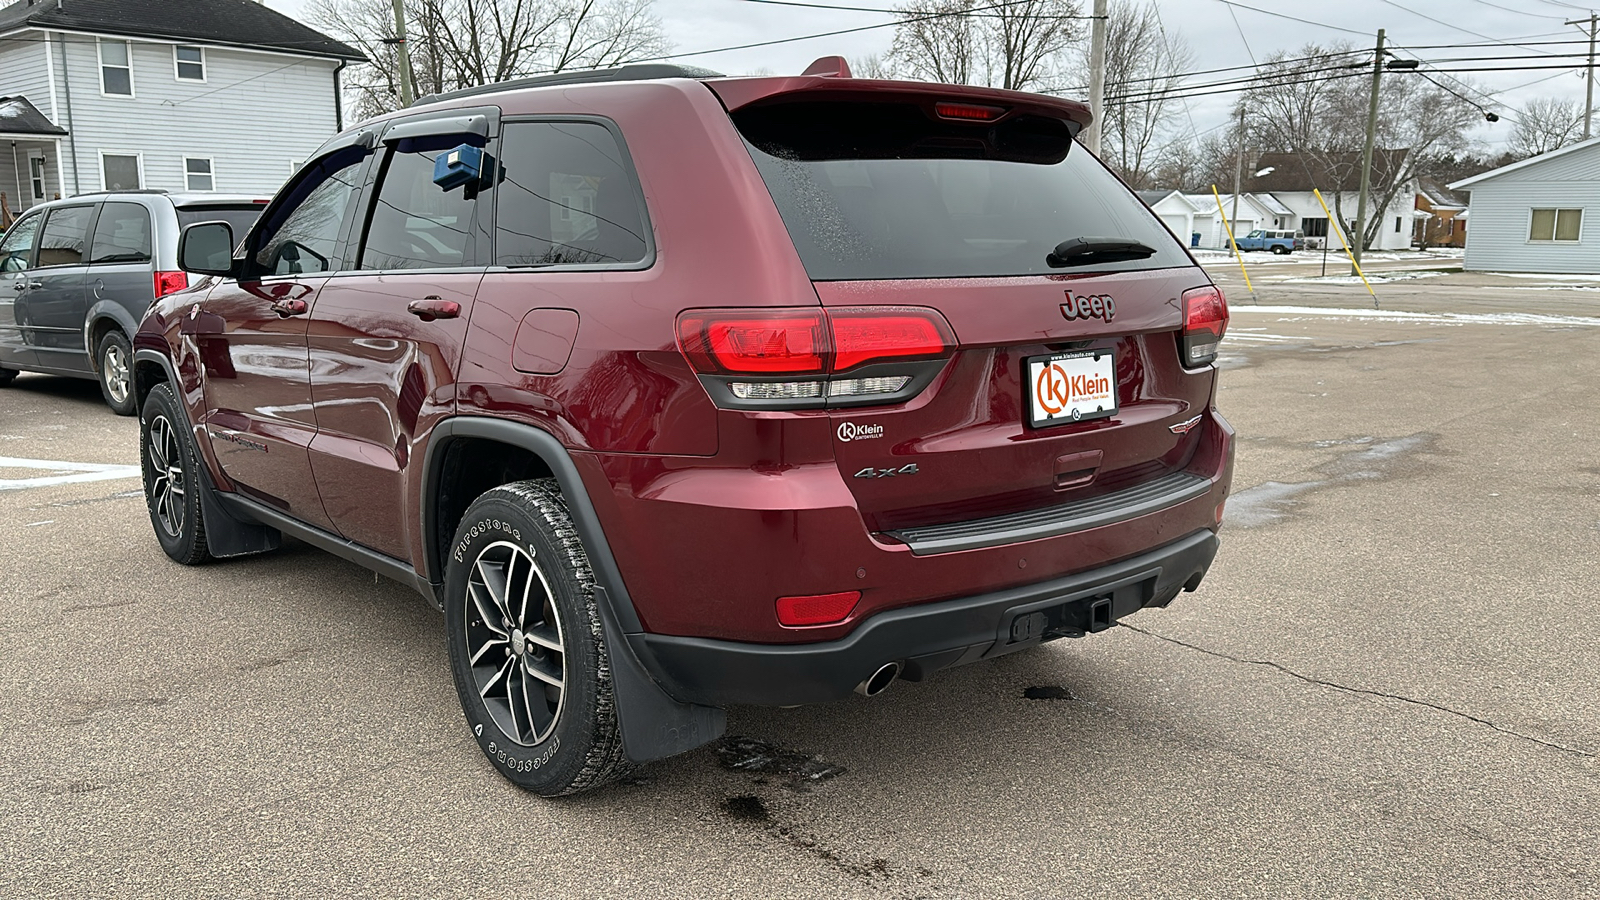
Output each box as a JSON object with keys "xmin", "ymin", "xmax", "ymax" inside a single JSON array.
[{"xmin": 1232, "ymin": 305, "xmax": 1600, "ymax": 327}]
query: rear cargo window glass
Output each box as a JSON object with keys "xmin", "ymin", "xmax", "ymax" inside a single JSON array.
[
  {"xmin": 735, "ymin": 102, "xmax": 1188, "ymax": 280},
  {"xmin": 493, "ymin": 121, "xmax": 650, "ymax": 267},
  {"xmin": 88, "ymin": 202, "xmax": 152, "ymax": 264}
]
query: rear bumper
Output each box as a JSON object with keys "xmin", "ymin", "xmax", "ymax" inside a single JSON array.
[{"xmin": 630, "ymin": 528, "xmax": 1219, "ymax": 707}]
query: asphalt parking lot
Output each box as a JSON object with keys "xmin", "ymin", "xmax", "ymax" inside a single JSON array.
[{"xmin": 3, "ymin": 263, "xmax": 1597, "ymax": 898}]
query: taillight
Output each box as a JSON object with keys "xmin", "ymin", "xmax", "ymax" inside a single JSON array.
[
  {"xmin": 676, "ymin": 306, "xmax": 955, "ymax": 409},
  {"xmin": 935, "ymin": 101, "xmax": 1005, "ymax": 121},
  {"xmin": 1179, "ymin": 285, "xmax": 1227, "ymax": 368},
  {"xmin": 154, "ymin": 271, "xmax": 189, "ymax": 298}
]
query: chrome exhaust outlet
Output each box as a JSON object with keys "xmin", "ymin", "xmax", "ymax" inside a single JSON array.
[{"xmin": 855, "ymin": 662, "xmax": 901, "ymax": 697}]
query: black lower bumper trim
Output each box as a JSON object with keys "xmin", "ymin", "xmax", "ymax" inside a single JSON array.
[{"xmin": 631, "ymin": 529, "xmax": 1220, "ymax": 708}]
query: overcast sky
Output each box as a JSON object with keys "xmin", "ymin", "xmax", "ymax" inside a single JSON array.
[{"xmin": 263, "ymin": 0, "xmax": 1600, "ymax": 150}]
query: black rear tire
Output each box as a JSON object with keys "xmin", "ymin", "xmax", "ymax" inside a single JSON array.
[
  {"xmin": 445, "ymin": 480, "xmax": 630, "ymax": 796},
  {"xmin": 1271, "ymin": 244, "xmax": 1290, "ymax": 255},
  {"xmin": 0, "ymin": 366, "xmax": 15, "ymax": 386},
  {"xmin": 96, "ymin": 330, "xmax": 136, "ymax": 415},
  {"xmin": 140, "ymin": 383, "xmax": 211, "ymax": 565}
]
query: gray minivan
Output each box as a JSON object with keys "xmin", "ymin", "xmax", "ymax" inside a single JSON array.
[{"xmin": 0, "ymin": 191, "xmax": 266, "ymax": 413}]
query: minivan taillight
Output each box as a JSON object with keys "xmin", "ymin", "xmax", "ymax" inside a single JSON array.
[
  {"xmin": 1179, "ymin": 285, "xmax": 1228, "ymax": 367},
  {"xmin": 676, "ymin": 306, "xmax": 955, "ymax": 409},
  {"xmin": 154, "ymin": 271, "xmax": 189, "ymax": 298}
]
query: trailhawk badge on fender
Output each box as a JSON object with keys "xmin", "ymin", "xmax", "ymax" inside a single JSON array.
[
  {"xmin": 837, "ymin": 421, "xmax": 884, "ymax": 442},
  {"xmin": 1061, "ymin": 291, "xmax": 1116, "ymax": 322}
]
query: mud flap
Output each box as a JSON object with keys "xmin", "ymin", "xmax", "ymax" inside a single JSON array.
[
  {"xmin": 594, "ymin": 586, "xmax": 726, "ymax": 764},
  {"xmin": 196, "ymin": 465, "xmax": 282, "ymax": 558}
]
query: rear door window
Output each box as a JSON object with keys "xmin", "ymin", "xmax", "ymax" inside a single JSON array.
[
  {"xmin": 36, "ymin": 205, "xmax": 95, "ymax": 267},
  {"xmin": 88, "ymin": 202, "xmax": 152, "ymax": 264},
  {"xmin": 176, "ymin": 205, "xmax": 265, "ymax": 238},
  {"xmin": 735, "ymin": 102, "xmax": 1188, "ymax": 280},
  {"xmin": 360, "ymin": 139, "xmax": 480, "ymax": 270},
  {"xmin": 492, "ymin": 120, "xmax": 651, "ymax": 267}
]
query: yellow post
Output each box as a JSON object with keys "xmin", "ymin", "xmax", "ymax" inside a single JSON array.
[
  {"xmin": 1313, "ymin": 188, "xmax": 1378, "ymax": 306},
  {"xmin": 1210, "ymin": 185, "xmax": 1255, "ymax": 299}
]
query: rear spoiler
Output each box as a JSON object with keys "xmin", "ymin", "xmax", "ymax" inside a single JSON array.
[{"xmin": 704, "ymin": 76, "xmax": 1093, "ymax": 133}]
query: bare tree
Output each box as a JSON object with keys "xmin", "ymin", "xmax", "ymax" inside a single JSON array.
[
  {"xmin": 1094, "ymin": 1, "xmax": 1191, "ymax": 189},
  {"xmin": 1243, "ymin": 43, "xmax": 1480, "ymax": 250},
  {"xmin": 890, "ymin": 0, "xmax": 1085, "ymax": 92},
  {"xmin": 848, "ymin": 53, "xmax": 896, "ymax": 80},
  {"xmin": 1509, "ymin": 96, "xmax": 1585, "ymax": 159},
  {"xmin": 310, "ymin": 0, "xmax": 669, "ymax": 118}
]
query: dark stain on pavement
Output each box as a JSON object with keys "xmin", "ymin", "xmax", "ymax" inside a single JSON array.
[
  {"xmin": 715, "ymin": 735, "xmax": 846, "ymax": 791},
  {"xmin": 720, "ymin": 794, "xmax": 769, "ymax": 822}
]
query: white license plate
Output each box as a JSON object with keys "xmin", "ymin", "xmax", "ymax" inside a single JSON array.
[{"xmin": 1026, "ymin": 350, "xmax": 1118, "ymax": 427}]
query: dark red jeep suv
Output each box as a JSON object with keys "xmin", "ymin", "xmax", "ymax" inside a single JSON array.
[{"xmin": 133, "ymin": 59, "xmax": 1233, "ymax": 795}]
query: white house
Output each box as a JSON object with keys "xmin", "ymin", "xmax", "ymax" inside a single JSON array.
[
  {"xmin": 1138, "ymin": 189, "xmax": 1203, "ymax": 247},
  {"xmin": 1178, "ymin": 192, "xmax": 1281, "ymax": 250},
  {"xmin": 1240, "ymin": 149, "xmax": 1416, "ymax": 252},
  {"xmin": 0, "ymin": 0, "xmax": 363, "ymax": 212},
  {"xmin": 1450, "ymin": 137, "xmax": 1600, "ymax": 274}
]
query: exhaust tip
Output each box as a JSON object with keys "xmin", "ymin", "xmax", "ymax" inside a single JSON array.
[{"xmin": 855, "ymin": 662, "xmax": 900, "ymax": 697}]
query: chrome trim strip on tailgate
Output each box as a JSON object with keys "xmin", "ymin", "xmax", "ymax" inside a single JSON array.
[{"xmin": 881, "ymin": 471, "xmax": 1211, "ymax": 556}]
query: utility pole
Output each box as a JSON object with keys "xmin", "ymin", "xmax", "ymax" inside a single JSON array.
[
  {"xmin": 1352, "ymin": 28, "xmax": 1384, "ymax": 276},
  {"xmin": 1231, "ymin": 105, "xmax": 1245, "ymax": 240},
  {"xmin": 1568, "ymin": 13, "xmax": 1597, "ymax": 140},
  {"xmin": 1084, "ymin": 0, "xmax": 1109, "ymax": 154},
  {"xmin": 388, "ymin": 0, "xmax": 415, "ymax": 107}
]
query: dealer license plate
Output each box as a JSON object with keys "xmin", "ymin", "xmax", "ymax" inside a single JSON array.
[{"xmin": 1026, "ymin": 350, "xmax": 1118, "ymax": 428}]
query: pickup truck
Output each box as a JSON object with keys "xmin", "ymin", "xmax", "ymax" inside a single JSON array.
[{"xmin": 1235, "ymin": 229, "xmax": 1304, "ymax": 254}]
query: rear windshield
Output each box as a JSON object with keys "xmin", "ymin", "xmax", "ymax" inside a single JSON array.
[
  {"xmin": 734, "ymin": 101, "xmax": 1190, "ymax": 281},
  {"xmin": 176, "ymin": 205, "xmax": 266, "ymax": 239}
]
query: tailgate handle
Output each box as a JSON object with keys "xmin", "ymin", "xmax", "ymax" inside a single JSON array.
[{"xmin": 1054, "ymin": 450, "xmax": 1102, "ymax": 490}]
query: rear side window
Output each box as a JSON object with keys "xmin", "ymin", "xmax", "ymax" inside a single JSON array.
[
  {"xmin": 88, "ymin": 202, "xmax": 152, "ymax": 264},
  {"xmin": 37, "ymin": 205, "xmax": 95, "ymax": 267},
  {"xmin": 493, "ymin": 121, "xmax": 650, "ymax": 267},
  {"xmin": 254, "ymin": 148, "xmax": 367, "ymax": 275},
  {"xmin": 735, "ymin": 102, "xmax": 1189, "ymax": 280},
  {"xmin": 361, "ymin": 139, "xmax": 479, "ymax": 270}
]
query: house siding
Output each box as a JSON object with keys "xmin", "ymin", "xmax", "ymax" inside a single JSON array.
[
  {"xmin": 50, "ymin": 33, "xmax": 339, "ymax": 196},
  {"xmin": 1461, "ymin": 177, "xmax": 1600, "ymax": 274},
  {"xmin": 0, "ymin": 38, "xmax": 56, "ymax": 120}
]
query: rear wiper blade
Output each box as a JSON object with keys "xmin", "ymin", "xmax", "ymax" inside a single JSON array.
[{"xmin": 1047, "ymin": 236, "xmax": 1157, "ymax": 268}]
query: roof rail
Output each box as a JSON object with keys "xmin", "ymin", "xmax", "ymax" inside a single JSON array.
[{"xmin": 412, "ymin": 64, "xmax": 724, "ymax": 107}]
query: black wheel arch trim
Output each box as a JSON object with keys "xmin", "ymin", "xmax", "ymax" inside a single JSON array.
[
  {"xmin": 84, "ymin": 301, "xmax": 140, "ymax": 369},
  {"xmin": 422, "ymin": 416, "xmax": 643, "ymax": 633},
  {"xmin": 423, "ymin": 416, "xmax": 725, "ymax": 763}
]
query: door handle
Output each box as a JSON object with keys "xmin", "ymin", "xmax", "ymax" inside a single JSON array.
[
  {"xmin": 407, "ymin": 296, "xmax": 461, "ymax": 322},
  {"xmin": 15, "ymin": 279, "xmax": 41, "ymax": 290},
  {"xmin": 270, "ymin": 298, "xmax": 308, "ymax": 317}
]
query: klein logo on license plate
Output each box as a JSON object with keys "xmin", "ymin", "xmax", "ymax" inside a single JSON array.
[{"xmin": 1027, "ymin": 350, "xmax": 1118, "ymax": 428}]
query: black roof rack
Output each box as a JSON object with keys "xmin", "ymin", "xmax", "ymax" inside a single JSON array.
[{"xmin": 412, "ymin": 64, "xmax": 724, "ymax": 108}]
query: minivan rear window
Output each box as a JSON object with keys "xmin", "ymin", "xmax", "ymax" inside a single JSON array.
[{"xmin": 734, "ymin": 101, "xmax": 1189, "ymax": 281}]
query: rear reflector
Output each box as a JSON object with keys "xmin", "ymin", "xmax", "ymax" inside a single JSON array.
[
  {"xmin": 730, "ymin": 380, "xmax": 824, "ymax": 400},
  {"xmin": 1179, "ymin": 285, "xmax": 1228, "ymax": 367},
  {"xmin": 935, "ymin": 101, "xmax": 1005, "ymax": 121},
  {"xmin": 153, "ymin": 271, "xmax": 189, "ymax": 298},
  {"xmin": 776, "ymin": 590, "xmax": 861, "ymax": 627}
]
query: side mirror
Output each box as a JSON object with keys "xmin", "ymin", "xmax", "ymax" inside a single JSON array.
[{"xmin": 178, "ymin": 221, "xmax": 238, "ymax": 277}]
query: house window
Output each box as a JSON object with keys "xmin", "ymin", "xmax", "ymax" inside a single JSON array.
[
  {"xmin": 28, "ymin": 154, "xmax": 46, "ymax": 204},
  {"xmin": 1530, "ymin": 208, "xmax": 1582, "ymax": 242},
  {"xmin": 1301, "ymin": 217, "xmax": 1328, "ymax": 238},
  {"xmin": 175, "ymin": 46, "xmax": 205, "ymax": 81},
  {"xmin": 101, "ymin": 153, "xmax": 142, "ymax": 191},
  {"xmin": 184, "ymin": 157, "xmax": 214, "ymax": 191},
  {"xmin": 99, "ymin": 39, "xmax": 134, "ymax": 96},
  {"xmin": 1394, "ymin": 216, "xmax": 1402, "ymax": 233}
]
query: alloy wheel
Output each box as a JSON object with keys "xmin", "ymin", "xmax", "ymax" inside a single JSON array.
[
  {"xmin": 147, "ymin": 414, "xmax": 186, "ymax": 536},
  {"xmin": 464, "ymin": 540, "xmax": 566, "ymax": 745},
  {"xmin": 103, "ymin": 343, "xmax": 130, "ymax": 405}
]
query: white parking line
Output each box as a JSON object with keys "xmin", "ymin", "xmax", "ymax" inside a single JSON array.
[{"xmin": 0, "ymin": 457, "xmax": 142, "ymax": 491}]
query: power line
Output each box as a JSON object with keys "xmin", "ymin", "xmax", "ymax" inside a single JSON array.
[
  {"xmin": 733, "ymin": 0, "xmax": 1099, "ymax": 17},
  {"xmin": 1210, "ymin": 0, "xmax": 1373, "ymax": 38},
  {"xmin": 1372, "ymin": 0, "xmax": 1559, "ymax": 55},
  {"xmin": 1459, "ymin": 0, "xmax": 1567, "ymax": 21}
]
